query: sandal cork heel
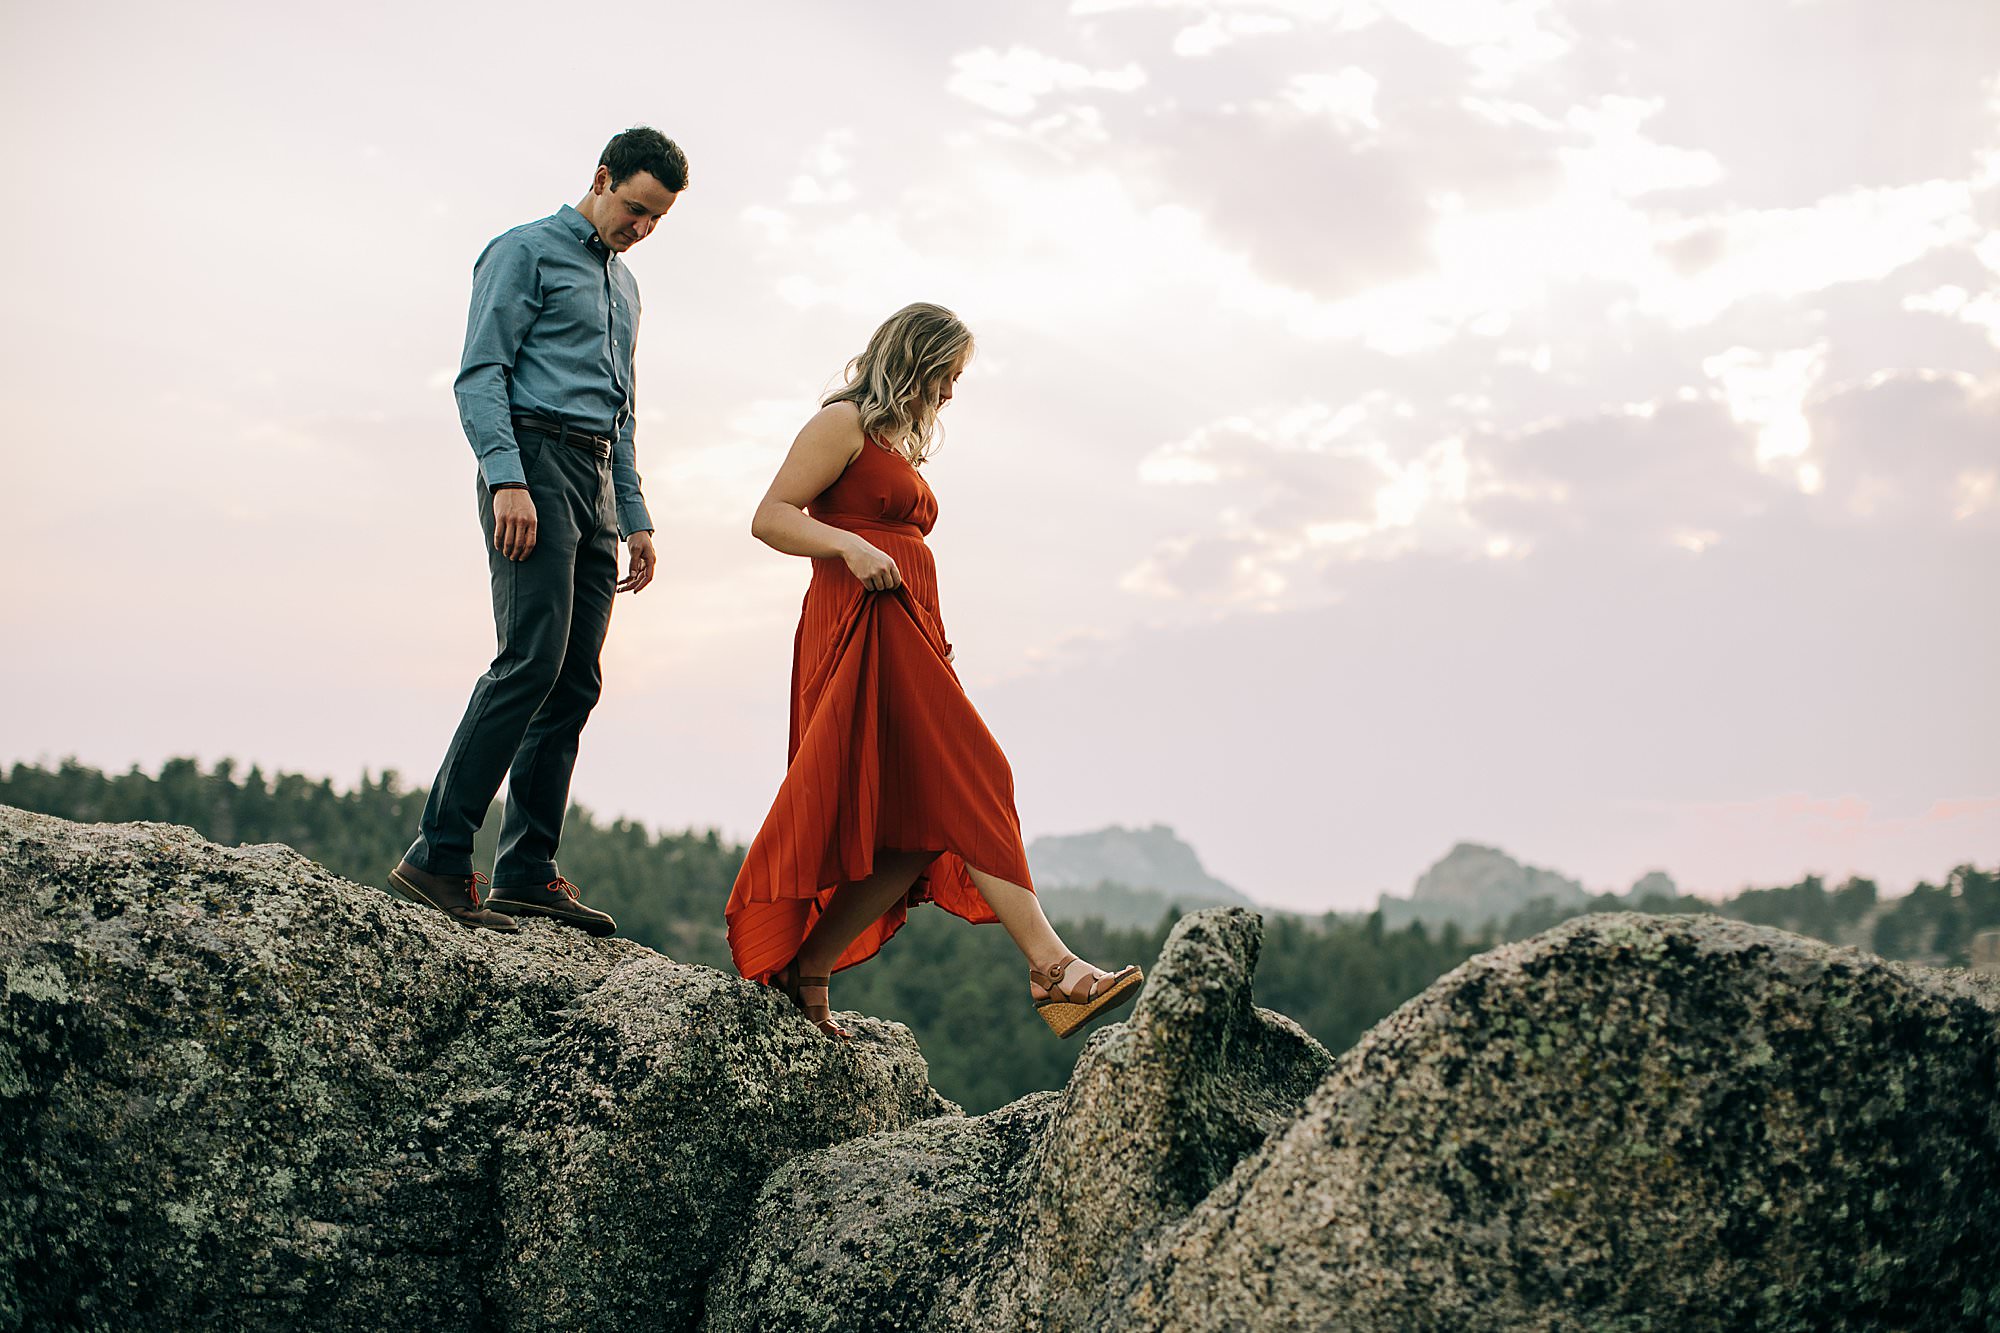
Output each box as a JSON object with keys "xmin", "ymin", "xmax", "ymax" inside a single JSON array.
[{"xmin": 1031, "ymin": 954, "xmax": 1144, "ymax": 1039}]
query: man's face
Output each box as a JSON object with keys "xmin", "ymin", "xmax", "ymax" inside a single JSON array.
[{"xmin": 590, "ymin": 166, "xmax": 679, "ymax": 252}]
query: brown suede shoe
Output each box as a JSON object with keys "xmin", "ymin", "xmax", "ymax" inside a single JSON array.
[
  {"xmin": 388, "ymin": 861, "xmax": 520, "ymax": 933},
  {"xmin": 485, "ymin": 877, "xmax": 617, "ymax": 937}
]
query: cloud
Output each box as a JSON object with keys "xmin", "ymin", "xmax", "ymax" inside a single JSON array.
[
  {"xmin": 1120, "ymin": 532, "xmax": 1291, "ymax": 605},
  {"xmin": 1645, "ymin": 178, "xmax": 1982, "ymax": 327},
  {"xmin": 1172, "ymin": 12, "xmax": 1295, "ymax": 57},
  {"xmin": 1463, "ymin": 368, "xmax": 2000, "ymax": 559},
  {"xmin": 1001, "ymin": 0, "xmax": 1995, "ymax": 339},
  {"xmin": 1904, "ymin": 285, "xmax": 2000, "ymax": 352},
  {"xmin": 1126, "ymin": 398, "xmax": 1489, "ymax": 604},
  {"xmin": 1806, "ymin": 369, "xmax": 2000, "ymax": 525},
  {"xmin": 1153, "ymin": 106, "xmax": 1440, "ymax": 298},
  {"xmin": 787, "ymin": 129, "xmax": 858, "ymax": 205},
  {"xmin": 1073, "ymin": 0, "xmax": 1573, "ymax": 85},
  {"xmin": 1701, "ymin": 342, "xmax": 1826, "ymax": 469},
  {"xmin": 1467, "ymin": 395, "xmax": 1779, "ymax": 552},
  {"xmin": 1138, "ymin": 400, "xmax": 1394, "ymax": 496},
  {"xmin": 1120, "ymin": 358, "xmax": 2000, "ymax": 628},
  {"xmin": 946, "ymin": 45, "xmax": 1147, "ymax": 116},
  {"xmin": 1276, "ymin": 68, "xmax": 1382, "ymax": 134},
  {"xmin": 1583, "ymin": 0, "xmax": 2000, "ymax": 207}
]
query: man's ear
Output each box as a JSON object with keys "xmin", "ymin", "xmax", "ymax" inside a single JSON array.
[{"xmin": 591, "ymin": 164, "xmax": 611, "ymax": 195}]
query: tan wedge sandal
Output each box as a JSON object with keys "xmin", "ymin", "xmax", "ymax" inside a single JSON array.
[
  {"xmin": 1031, "ymin": 954, "xmax": 1144, "ymax": 1038},
  {"xmin": 771, "ymin": 958, "xmax": 851, "ymax": 1040}
]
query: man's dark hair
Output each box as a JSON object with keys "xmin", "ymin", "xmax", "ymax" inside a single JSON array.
[{"xmin": 600, "ymin": 126, "xmax": 689, "ymax": 193}]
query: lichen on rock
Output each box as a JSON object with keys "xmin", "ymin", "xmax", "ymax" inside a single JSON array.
[
  {"xmin": 1116, "ymin": 912, "xmax": 2000, "ymax": 1333},
  {"xmin": 703, "ymin": 907, "xmax": 1336, "ymax": 1332},
  {"xmin": 0, "ymin": 805, "xmax": 946, "ymax": 1332}
]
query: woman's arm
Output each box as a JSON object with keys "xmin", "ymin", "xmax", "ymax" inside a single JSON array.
[{"xmin": 750, "ymin": 403, "xmax": 903, "ymax": 590}]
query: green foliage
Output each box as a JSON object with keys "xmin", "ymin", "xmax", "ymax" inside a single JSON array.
[{"xmin": 5, "ymin": 757, "xmax": 1995, "ymax": 1112}]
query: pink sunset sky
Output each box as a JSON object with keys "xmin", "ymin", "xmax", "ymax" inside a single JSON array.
[{"xmin": 2, "ymin": 0, "xmax": 1995, "ymax": 912}]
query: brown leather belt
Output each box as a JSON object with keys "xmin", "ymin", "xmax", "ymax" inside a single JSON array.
[{"xmin": 512, "ymin": 414, "xmax": 614, "ymax": 458}]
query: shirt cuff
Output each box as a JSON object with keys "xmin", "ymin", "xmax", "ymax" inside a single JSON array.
[
  {"xmin": 479, "ymin": 450, "xmax": 527, "ymax": 490},
  {"xmin": 618, "ymin": 499, "xmax": 654, "ymax": 540}
]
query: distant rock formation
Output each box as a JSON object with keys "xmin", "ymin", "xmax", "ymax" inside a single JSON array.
[
  {"xmin": 1628, "ymin": 868, "xmax": 1679, "ymax": 899},
  {"xmin": 1028, "ymin": 823, "xmax": 1259, "ymax": 927},
  {"xmin": 1379, "ymin": 840, "xmax": 1591, "ymax": 932},
  {"xmin": 6, "ymin": 804, "xmax": 1995, "ymax": 1331}
]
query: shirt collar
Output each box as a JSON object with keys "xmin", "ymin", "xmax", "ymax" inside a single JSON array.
[{"xmin": 555, "ymin": 203, "xmax": 609, "ymax": 256}]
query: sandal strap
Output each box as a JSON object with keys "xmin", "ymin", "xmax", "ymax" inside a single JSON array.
[
  {"xmin": 1038, "ymin": 959, "xmax": 1140, "ymax": 1002},
  {"xmin": 770, "ymin": 960, "xmax": 850, "ymax": 1039},
  {"xmin": 1088, "ymin": 964, "xmax": 1140, "ymax": 1000},
  {"xmin": 796, "ymin": 978, "xmax": 833, "ymax": 1017},
  {"xmin": 1033, "ymin": 954, "xmax": 1079, "ymax": 995}
]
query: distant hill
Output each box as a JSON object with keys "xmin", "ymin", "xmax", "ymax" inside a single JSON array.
[
  {"xmin": 1378, "ymin": 842, "xmax": 1677, "ymax": 934},
  {"xmin": 1028, "ymin": 824, "xmax": 1260, "ymax": 929}
]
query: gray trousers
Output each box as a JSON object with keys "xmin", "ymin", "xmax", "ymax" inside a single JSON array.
[{"xmin": 405, "ymin": 424, "xmax": 620, "ymax": 886}]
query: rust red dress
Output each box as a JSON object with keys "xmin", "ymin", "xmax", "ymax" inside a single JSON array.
[{"xmin": 725, "ymin": 439, "xmax": 1036, "ymax": 983}]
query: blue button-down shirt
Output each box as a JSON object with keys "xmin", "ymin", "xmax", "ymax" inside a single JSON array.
[{"xmin": 454, "ymin": 204, "xmax": 653, "ymax": 537}]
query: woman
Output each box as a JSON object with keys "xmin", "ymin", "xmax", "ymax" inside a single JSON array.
[{"xmin": 726, "ymin": 302, "xmax": 1143, "ymax": 1040}]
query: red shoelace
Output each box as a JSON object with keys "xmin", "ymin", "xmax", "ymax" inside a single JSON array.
[
  {"xmin": 547, "ymin": 877, "xmax": 581, "ymax": 902},
  {"xmin": 469, "ymin": 871, "xmax": 491, "ymax": 908}
]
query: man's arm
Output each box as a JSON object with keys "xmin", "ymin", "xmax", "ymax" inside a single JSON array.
[
  {"xmin": 611, "ymin": 386, "xmax": 654, "ymax": 540},
  {"xmin": 611, "ymin": 292, "xmax": 655, "ymax": 592},
  {"xmin": 613, "ymin": 411, "xmax": 656, "ymax": 592},
  {"xmin": 454, "ymin": 234, "xmax": 543, "ymax": 491}
]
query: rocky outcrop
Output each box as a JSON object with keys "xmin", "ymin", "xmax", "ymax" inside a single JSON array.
[
  {"xmin": 7, "ymin": 804, "xmax": 1997, "ymax": 1333},
  {"xmin": 706, "ymin": 906, "xmax": 2000, "ymax": 1332},
  {"xmin": 701, "ymin": 1091, "xmax": 1061, "ymax": 1332},
  {"xmin": 0, "ymin": 806, "xmax": 946, "ymax": 1332},
  {"xmin": 1117, "ymin": 914, "xmax": 2000, "ymax": 1332},
  {"xmin": 702, "ymin": 909, "xmax": 1334, "ymax": 1331}
]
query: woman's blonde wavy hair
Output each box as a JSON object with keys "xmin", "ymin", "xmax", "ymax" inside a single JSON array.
[{"xmin": 823, "ymin": 303, "xmax": 973, "ymax": 465}]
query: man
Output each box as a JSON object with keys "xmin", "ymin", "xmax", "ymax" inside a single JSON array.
[{"xmin": 390, "ymin": 126, "xmax": 687, "ymax": 936}]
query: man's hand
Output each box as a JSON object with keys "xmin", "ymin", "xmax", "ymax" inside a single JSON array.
[
  {"xmin": 493, "ymin": 488, "xmax": 538, "ymax": 561},
  {"xmin": 619, "ymin": 530, "xmax": 657, "ymax": 593}
]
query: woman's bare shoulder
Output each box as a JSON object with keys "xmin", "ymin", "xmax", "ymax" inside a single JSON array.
[{"xmin": 799, "ymin": 401, "xmax": 867, "ymax": 458}]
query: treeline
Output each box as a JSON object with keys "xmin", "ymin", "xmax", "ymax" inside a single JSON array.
[
  {"xmin": 0, "ymin": 757, "xmax": 741, "ymax": 967},
  {"xmin": 4, "ymin": 758, "xmax": 1994, "ymax": 1112},
  {"xmin": 1498, "ymin": 865, "xmax": 2000, "ymax": 966}
]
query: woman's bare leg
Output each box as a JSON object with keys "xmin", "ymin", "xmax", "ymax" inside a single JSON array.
[
  {"xmin": 964, "ymin": 865, "xmax": 1130, "ymax": 993},
  {"xmin": 962, "ymin": 866, "xmax": 1066, "ymax": 972},
  {"xmin": 794, "ymin": 849, "xmax": 938, "ymax": 977}
]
